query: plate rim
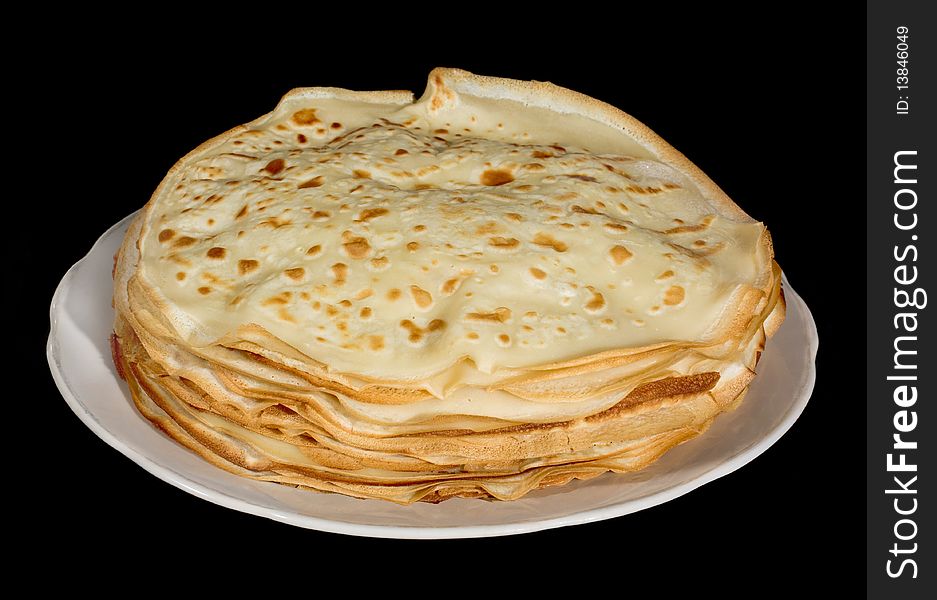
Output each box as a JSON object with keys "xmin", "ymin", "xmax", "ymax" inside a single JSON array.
[{"xmin": 48, "ymin": 212, "xmax": 818, "ymax": 539}]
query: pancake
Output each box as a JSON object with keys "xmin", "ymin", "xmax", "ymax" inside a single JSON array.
[{"xmin": 111, "ymin": 68, "xmax": 785, "ymax": 503}]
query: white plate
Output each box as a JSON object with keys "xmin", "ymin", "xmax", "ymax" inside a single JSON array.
[{"xmin": 49, "ymin": 213, "xmax": 818, "ymax": 539}]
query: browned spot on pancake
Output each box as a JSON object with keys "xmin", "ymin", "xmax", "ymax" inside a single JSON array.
[
  {"xmin": 311, "ymin": 210, "xmax": 331, "ymax": 220},
  {"xmin": 587, "ymin": 372, "xmax": 721, "ymax": 421},
  {"xmin": 694, "ymin": 240, "xmax": 707, "ymax": 247},
  {"xmin": 556, "ymin": 327, "xmax": 567, "ymax": 335},
  {"xmin": 584, "ymin": 288, "xmax": 606, "ymax": 313},
  {"xmin": 429, "ymin": 75, "xmax": 452, "ymax": 110},
  {"xmin": 263, "ymin": 158, "xmax": 285, "ymax": 175},
  {"xmin": 259, "ymin": 216, "xmax": 291, "ymax": 229},
  {"xmin": 568, "ymin": 174, "xmax": 598, "ymax": 182},
  {"xmin": 158, "ymin": 229, "xmax": 175, "ymax": 243},
  {"xmin": 604, "ymin": 223, "xmax": 629, "ymax": 234},
  {"xmin": 297, "ymin": 133, "xmax": 307, "ymax": 143},
  {"xmin": 370, "ymin": 256, "xmax": 389, "ymax": 270},
  {"xmin": 664, "ymin": 215, "xmax": 715, "ymax": 235},
  {"xmin": 357, "ymin": 207, "xmax": 388, "ymax": 222},
  {"xmin": 497, "ymin": 334, "xmax": 511, "ymax": 346},
  {"xmin": 292, "ymin": 108, "xmax": 320, "ymax": 126},
  {"xmin": 532, "ymin": 232, "xmax": 568, "ymax": 252},
  {"xmin": 413, "ymin": 224, "xmax": 426, "ymax": 232},
  {"xmin": 197, "ymin": 286, "xmax": 211, "ymax": 295},
  {"xmin": 505, "ymin": 213, "xmax": 523, "ymax": 222},
  {"xmin": 664, "ymin": 183, "xmax": 681, "ymax": 190},
  {"xmin": 342, "ymin": 234, "xmax": 371, "ymax": 259},
  {"xmin": 201, "ymin": 272, "xmax": 225, "ymax": 285},
  {"xmin": 369, "ymin": 335, "xmax": 385, "ymax": 351},
  {"xmin": 331, "ymin": 263, "xmax": 347, "ymax": 285},
  {"xmin": 298, "ymin": 176, "xmax": 324, "ymax": 189},
  {"xmin": 626, "ymin": 184, "xmax": 663, "ymax": 195},
  {"xmin": 238, "ymin": 259, "xmax": 259, "ymax": 275},
  {"xmin": 409, "ymin": 285, "xmax": 434, "ymax": 309},
  {"xmin": 353, "ymin": 169, "xmax": 371, "ymax": 179},
  {"xmin": 338, "ymin": 299, "xmax": 352, "ymax": 308},
  {"xmin": 488, "ymin": 236, "xmax": 520, "ymax": 250},
  {"xmin": 531, "ymin": 150, "xmax": 554, "ymax": 158},
  {"xmin": 353, "ymin": 288, "xmax": 373, "ymax": 301},
  {"xmin": 466, "ymin": 331, "xmax": 479, "ymax": 340},
  {"xmin": 481, "ymin": 169, "xmax": 514, "ymax": 186},
  {"xmin": 262, "ymin": 292, "xmax": 292, "ymax": 307},
  {"xmin": 667, "ymin": 241, "xmax": 725, "ymax": 259},
  {"xmin": 206, "ymin": 247, "xmax": 226, "ymax": 259},
  {"xmin": 664, "ymin": 285, "xmax": 685, "ymax": 306},
  {"xmin": 236, "ymin": 205, "xmax": 249, "ymax": 219},
  {"xmin": 306, "ymin": 245, "xmax": 321, "ymax": 256},
  {"xmin": 395, "ymin": 148, "xmax": 409, "ymax": 156},
  {"xmin": 442, "ymin": 278, "xmax": 460, "ymax": 295},
  {"xmin": 523, "ymin": 163, "xmax": 545, "ymax": 172},
  {"xmin": 406, "ymin": 241, "xmax": 420, "ymax": 252},
  {"xmin": 656, "ymin": 270, "xmax": 675, "ymax": 281},
  {"xmin": 440, "ymin": 270, "xmax": 473, "ymax": 296},
  {"xmin": 572, "ymin": 205, "xmax": 601, "ymax": 215},
  {"xmin": 434, "ymin": 128, "xmax": 449, "ymax": 134},
  {"xmin": 359, "ymin": 307, "xmax": 372, "ymax": 319},
  {"xmin": 284, "ymin": 267, "xmax": 305, "ymax": 280},
  {"xmin": 331, "ymin": 122, "xmax": 342, "ymax": 129},
  {"xmin": 465, "ymin": 307, "xmax": 512, "ymax": 323},
  {"xmin": 171, "ymin": 236, "xmax": 197, "ymax": 249},
  {"xmin": 475, "ymin": 221, "xmax": 500, "ymax": 235},
  {"xmin": 176, "ymin": 272, "xmax": 186, "ymax": 281},
  {"xmin": 399, "ymin": 318, "xmax": 446, "ymax": 344},
  {"xmin": 529, "ymin": 267, "xmax": 547, "ymax": 280},
  {"xmin": 608, "ymin": 245, "xmax": 633, "ymax": 265},
  {"xmin": 387, "ymin": 288, "xmax": 401, "ymax": 301}
]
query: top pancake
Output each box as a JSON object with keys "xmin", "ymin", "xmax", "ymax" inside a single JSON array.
[{"xmin": 133, "ymin": 68, "xmax": 776, "ymax": 381}]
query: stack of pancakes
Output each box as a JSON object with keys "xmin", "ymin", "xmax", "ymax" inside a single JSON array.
[{"xmin": 111, "ymin": 69, "xmax": 785, "ymax": 503}]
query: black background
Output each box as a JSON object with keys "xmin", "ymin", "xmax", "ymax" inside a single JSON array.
[{"xmin": 20, "ymin": 12, "xmax": 863, "ymax": 588}]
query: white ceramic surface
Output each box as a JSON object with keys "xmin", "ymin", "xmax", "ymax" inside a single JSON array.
[{"xmin": 48, "ymin": 213, "xmax": 818, "ymax": 539}]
